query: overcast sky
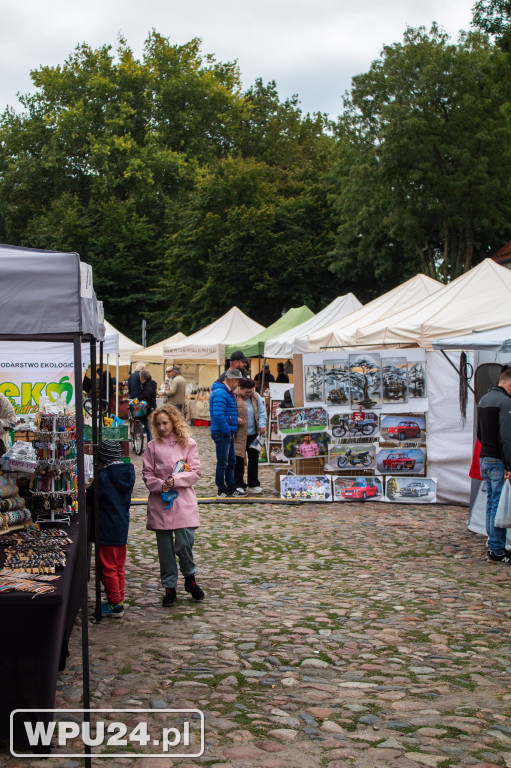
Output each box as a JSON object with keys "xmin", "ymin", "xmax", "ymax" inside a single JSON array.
[{"xmin": 1, "ymin": 0, "xmax": 474, "ymax": 119}]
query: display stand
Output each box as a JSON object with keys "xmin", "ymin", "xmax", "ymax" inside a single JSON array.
[{"xmin": 31, "ymin": 412, "xmax": 77, "ymax": 527}]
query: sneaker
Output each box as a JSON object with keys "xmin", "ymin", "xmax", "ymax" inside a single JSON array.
[
  {"xmin": 162, "ymin": 587, "xmax": 177, "ymax": 606},
  {"xmin": 184, "ymin": 575, "xmax": 205, "ymax": 601},
  {"xmin": 217, "ymin": 491, "xmax": 233, "ymax": 498},
  {"xmin": 248, "ymin": 486, "xmax": 263, "ymax": 494},
  {"xmin": 487, "ymin": 550, "xmax": 511, "ymax": 563},
  {"xmin": 101, "ymin": 602, "xmax": 124, "ymax": 618},
  {"xmin": 232, "ymin": 488, "xmax": 247, "ymax": 497}
]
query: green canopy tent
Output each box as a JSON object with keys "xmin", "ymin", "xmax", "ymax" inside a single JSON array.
[{"xmin": 226, "ymin": 306, "xmax": 314, "ymax": 360}]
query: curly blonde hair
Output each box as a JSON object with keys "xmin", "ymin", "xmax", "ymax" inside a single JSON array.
[{"xmin": 151, "ymin": 405, "xmax": 191, "ymax": 448}]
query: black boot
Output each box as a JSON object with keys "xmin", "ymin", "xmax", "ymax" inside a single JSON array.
[
  {"xmin": 162, "ymin": 587, "xmax": 177, "ymax": 607},
  {"xmin": 184, "ymin": 575, "xmax": 204, "ymax": 601}
]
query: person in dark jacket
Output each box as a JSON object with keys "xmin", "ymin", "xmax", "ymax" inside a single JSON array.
[
  {"xmin": 276, "ymin": 362, "xmax": 289, "ymax": 383},
  {"xmin": 128, "ymin": 363, "xmax": 146, "ymax": 399},
  {"xmin": 138, "ymin": 369, "xmax": 157, "ymax": 442},
  {"xmin": 209, "ymin": 369, "xmax": 243, "ymax": 497},
  {"xmin": 477, "ymin": 367, "xmax": 511, "ymax": 563},
  {"xmin": 87, "ymin": 440, "xmax": 135, "ymax": 617}
]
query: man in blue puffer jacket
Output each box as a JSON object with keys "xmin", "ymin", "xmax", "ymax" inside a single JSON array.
[{"xmin": 210, "ymin": 369, "xmax": 244, "ymax": 497}]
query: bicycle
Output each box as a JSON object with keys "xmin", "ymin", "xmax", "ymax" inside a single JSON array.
[{"xmin": 128, "ymin": 399, "xmax": 148, "ymax": 456}]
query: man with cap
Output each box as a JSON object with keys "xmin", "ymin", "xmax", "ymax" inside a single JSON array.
[
  {"xmin": 160, "ymin": 366, "xmax": 186, "ymax": 411},
  {"xmin": 253, "ymin": 363, "xmax": 275, "ymax": 393},
  {"xmin": 87, "ymin": 440, "xmax": 136, "ymax": 617},
  {"xmin": 218, "ymin": 351, "xmax": 250, "ymax": 382},
  {"xmin": 209, "ymin": 369, "xmax": 245, "ymax": 497}
]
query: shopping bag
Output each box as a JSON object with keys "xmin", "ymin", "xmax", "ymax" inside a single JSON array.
[
  {"xmin": 495, "ymin": 481, "xmax": 511, "ymax": 528},
  {"xmin": 161, "ymin": 490, "xmax": 178, "ymax": 510}
]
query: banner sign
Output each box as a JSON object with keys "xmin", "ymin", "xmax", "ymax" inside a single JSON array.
[{"xmin": 0, "ymin": 342, "xmax": 90, "ymax": 415}]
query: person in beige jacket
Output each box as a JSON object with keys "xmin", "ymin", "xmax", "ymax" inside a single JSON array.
[{"xmin": 160, "ymin": 367, "xmax": 186, "ymax": 412}]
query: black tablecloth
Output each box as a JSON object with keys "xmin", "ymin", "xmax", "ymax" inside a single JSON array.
[{"xmin": 0, "ymin": 518, "xmax": 82, "ymax": 744}]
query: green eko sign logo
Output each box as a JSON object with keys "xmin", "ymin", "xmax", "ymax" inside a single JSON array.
[{"xmin": 0, "ymin": 377, "xmax": 74, "ymax": 414}]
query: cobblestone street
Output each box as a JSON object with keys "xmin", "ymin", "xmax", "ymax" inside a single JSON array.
[{"xmin": 11, "ymin": 425, "xmax": 511, "ymax": 768}]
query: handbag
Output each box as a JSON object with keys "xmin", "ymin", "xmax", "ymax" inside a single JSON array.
[{"xmin": 495, "ymin": 480, "xmax": 511, "ymax": 528}]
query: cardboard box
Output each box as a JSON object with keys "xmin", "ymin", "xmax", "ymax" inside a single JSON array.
[
  {"xmin": 293, "ymin": 457, "xmax": 325, "ymax": 475},
  {"xmin": 275, "ymin": 468, "xmax": 293, "ymax": 492}
]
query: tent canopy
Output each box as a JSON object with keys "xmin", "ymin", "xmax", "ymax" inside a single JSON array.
[
  {"xmin": 131, "ymin": 332, "xmax": 187, "ymax": 364},
  {"xmin": 103, "ymin": 320, "xmax": 144, "ymax": 365},
  {"xmin": 355, "ymin": 259, "xmax": 511, "ymax": 349},
  {"xmin": 227, "ymin": 306, "xmax": 314, "ymax": 359},
  {"xmin": 306, "ymin": 274, "xmax": 442, "ymax": 351},
  {"xmin": 0, "ymin": 244, "xmax": 101, "ymax": 342},
  {"xmin": 432, "ymin": 325, "xmax": 511, "ymax": 352},
  {"xmin": 264, "ymin": 294, "xmax": 362, "ymax": 359},
  {"xmin": 163, "ymin": 306, "xmax": 264, "ymax": 364}
]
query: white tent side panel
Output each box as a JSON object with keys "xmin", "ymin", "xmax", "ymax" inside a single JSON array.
[
  {"xmin": 426, "ymin": 351, "xmax": 473, "ymax": 505},
  {"xmin": 103, "ymin": 319, "xmax": 144, "ymax": 365}
]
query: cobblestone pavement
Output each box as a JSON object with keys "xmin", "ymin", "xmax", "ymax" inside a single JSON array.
[{"xmin": 10, "ymin": 426, "xmax": 511, "ymax": 768}]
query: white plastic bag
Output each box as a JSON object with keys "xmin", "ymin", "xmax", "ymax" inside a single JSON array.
[{"xmin": 495, "ymin": 480, "xmax": 511, "ymax": 528}]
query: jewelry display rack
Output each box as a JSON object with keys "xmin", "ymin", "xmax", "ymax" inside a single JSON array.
[{"xmin": 31, "ymin": 413, "xmax": 77, "ymax": 527}]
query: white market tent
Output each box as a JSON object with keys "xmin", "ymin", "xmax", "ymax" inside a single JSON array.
[
  {"xmin": 305, "ymin": 274, "xmax": 443, "ymax": 351},
  {"xmin": 163, "ymin": 306, "xmax": 264, "ymax": 365},
  {"xmin": 264, "ymin": 293, "xmax": 362, "ymax": 359},
  {"xmin": 432, "ymin": 325, "xmax": 511, "ymax": 353},
  {"xmin": 354, "ymin": 259, "xmax": 511, "ymax": 349},
  {"xmin": 103, "ymin": 319, "xmax": 143, "ymax": 365},
  {"xmin": 131, "ymin": 332, "xmax": 187, "ymax": 364}
]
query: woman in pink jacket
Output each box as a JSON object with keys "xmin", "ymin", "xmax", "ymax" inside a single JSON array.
[{"xmin": 142, "ymin": 404, "xmax": 205, "ymax": 607}]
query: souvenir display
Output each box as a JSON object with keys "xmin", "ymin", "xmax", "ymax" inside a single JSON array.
[
  {"xmin": 30, "ymin": 412, "xmax": 78, "ymax": 525},
  {"xmin": 328, "ymin": 443, "xmax": 377, "ymax": 471},
  {"xmin": 0, "ymin": 526, "xmax": 71, "ymax": 575},
  {"xmin": 0, "ymin": 475, "xmax": 32, "ymax": 532},
  {"xmin": 280, "ymin": 475, "xmax": 332, "ymax": 501},
  {"xmin": 382, "ymin": 357, "xmax": 408, "ymax": 403},
  {"xmin": 377, "ymin": 447, "xmax": 426, "ymax": 475},
  {"xmin": 282, "ymin": 432, "xmax": 331, "ymax": 459},
  {"xmin": 277, "ymin": 407, "xmax": 328, "ymax": 434},
  {"xmin": 384, "ymin": 476, "xmax": 437, "ymax": 503},
  {"xmin": 380, "ymin": 414, "xmax": 426, "ymax": 446},
  {"xmin": 333, "ymin": 475, "xmax": 384, "ymax": 501},
  {"xmin": 349, "ymin": 353, "xmax": 383, "ymax": 410},
  {"xmin": 324, "ymin": 359, "xmax": 350, "ymax": 404}
]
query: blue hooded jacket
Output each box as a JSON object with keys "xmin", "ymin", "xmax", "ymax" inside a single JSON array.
[
  {"xmin": 87, "ymin": 462, "xmax": 136, "ymax": 546},
  {"xmin": 209, "ymin": 380, "xmax": 238, "ymax": 436}
]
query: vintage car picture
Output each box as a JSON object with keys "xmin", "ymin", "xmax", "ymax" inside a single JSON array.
[
  {"xmin": 329, "ymin": 410, "xmax": 379, "ymax": 440},
  {"xmin": 269, "ymin": 442, "xmax": 289, "ymax": 464},
  {"xmin": 304, "ymin": 365, "xmax": 324, "ymax": 403},
  {"xmin": 280, "ymin": 475, "xmax": 332, "ymax": 501},
  {"xmin": 333, "ymin": 475, "xmax": 383, "ymax": 502},
  {"xmin": 277, "ymin": 406, "xmax": 328, "ymax": 434},
  {"xmin": 384, "ymin": 476, "xmax": 437, "ymax": 503},
  {"xmin": 377, "ymin": 447, "xmax": 426, "ymax": 475},
  {"xmin": 328, "ymin": 443, "xmax": 376, "ymax": 471},
  {"xmin": 382, "ymin": 357, "xmax": 408, "ymax": 404},
  {"xmin": 348, "ymin": 353, "xmax": 382, "ymax": 410},
  {"xmin": 282, "ymin": 432, "xmax": 331, "ymax": 459},
  {"xmin": 407, "ymin": 361, "xmax": 427, "ymax": 398},
  {"xmin": 380, "ymin": 414, "xmax": 426, "ymax": 445},
  {"xmin": 324, "ymin": 359, "xmax": 350, "ymax": 404}
]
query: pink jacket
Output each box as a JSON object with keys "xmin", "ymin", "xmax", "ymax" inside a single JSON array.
[{"xmin": 142, "ymin": 434, "xmax": 201, "ymax": 531}]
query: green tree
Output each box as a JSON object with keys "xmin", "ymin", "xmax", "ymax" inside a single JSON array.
[
  {"xmin": 473, "ymin": 0, "xmax": 511, "ymax": 49},
  {"xmin": 329, "ymin": 25, "xmax": 511, "ymax": 286}
]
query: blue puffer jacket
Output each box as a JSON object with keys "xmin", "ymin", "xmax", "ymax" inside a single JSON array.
[{"xmin": 209, "ymin": 380, "xmax": 238, "ymax": 436}]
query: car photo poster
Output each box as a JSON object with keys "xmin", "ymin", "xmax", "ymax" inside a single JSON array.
[
  {"xmin": 333, "ymin": 475, "xmax": 384, "ymax": 502},
  {"xmin": 384, "ymin": 477, "xmax": 437, "ymax": 503}
]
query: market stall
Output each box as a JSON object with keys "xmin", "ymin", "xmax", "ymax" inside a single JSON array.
[{"xmin": 0, "ymin": 243, "xmax": 102, "ymax": 756}]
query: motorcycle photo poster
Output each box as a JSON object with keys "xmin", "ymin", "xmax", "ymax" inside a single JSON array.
[
  {"xmin": 329, "ymin": 409, "xmax": 380, "ymax": 441},
  {"xmin": 327, "ymin": 443, "xmax": 377, "ymax": 471}
]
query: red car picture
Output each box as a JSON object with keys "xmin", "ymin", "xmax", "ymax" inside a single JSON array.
[
  {"xmin": 387, "ymin": 420, "xmax": 421, "ymax": 440},
  {"xmin": 341, "ymin": 481, "xmax": 379, "ymax": 500},
  {"xmin": 382, "ymin": 452, "xmax": 416, "ymax": 470}
]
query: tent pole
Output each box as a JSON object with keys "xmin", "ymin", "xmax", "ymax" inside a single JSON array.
[
  {"xmin": 115, "ymin": 354, "xmax": 119, "ymax": 419},
  {"xmin": 106, "ymin": 353, "xmax": 110, "ymax": 412},
  {"xmin": 74, "ymin": 334, "xmax": 91, "ymax": 768},
  {"xmin": 261, "ymin": 356, "xmax": 266, "ymax": 395},
  {"xmin": 99, "ymin": 341, "xmax": 104, "ymax": 440},
  {"xmin": 90, "ymin": 343, "xmax": 102, "ymax": 625}
]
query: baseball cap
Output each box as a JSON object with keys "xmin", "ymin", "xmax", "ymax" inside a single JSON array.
[
  {"xmin": 225, "ymin": 368, "xmax": 243, "ymax": 379},
  {"xmin": 230, "ymin": 350, "xmax": 249, "ymax": 363}
]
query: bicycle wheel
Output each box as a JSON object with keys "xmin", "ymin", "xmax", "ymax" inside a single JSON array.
[{"xmin": 133, "ymin": 419, "xmax": 145, "ymax": 455}]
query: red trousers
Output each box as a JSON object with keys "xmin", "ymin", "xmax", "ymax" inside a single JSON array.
[{"xmin": 99, "ymin": 544, "xmax": 127, "ymax": 606}]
